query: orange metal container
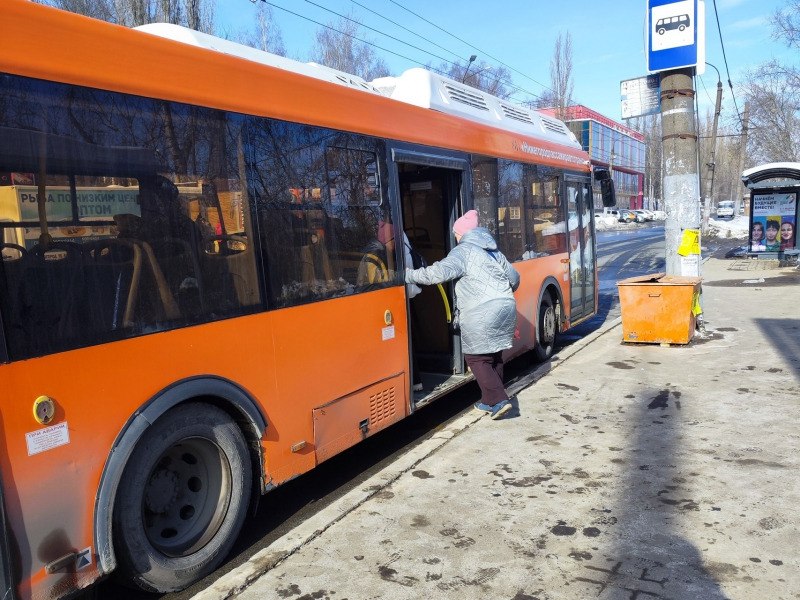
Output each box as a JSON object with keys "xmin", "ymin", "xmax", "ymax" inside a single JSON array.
[{"xmin": 617, "ymin": 273, "xmax": 702, "ymax": 345}]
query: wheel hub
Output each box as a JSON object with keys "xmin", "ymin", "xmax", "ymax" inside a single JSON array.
[
  {"xmin": 145, "ymin": 469, "xmax": 179, "ymax": 514},
  {"xmin": 543, "ymin": 306, "xmax": 556, "ymax": 342}
]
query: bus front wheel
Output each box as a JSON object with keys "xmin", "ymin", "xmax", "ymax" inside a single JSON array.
[
  {"xmin": 112, "ymin": 403, "xmax": 252, "ymax": 592},
  {"xmin": 533, "ymin": 294, "xmax": 558, "ymax": 362}
]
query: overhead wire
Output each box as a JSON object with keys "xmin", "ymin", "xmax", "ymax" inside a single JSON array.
[
  {"xmin": 710, "ymin": 0, "xmax": 743, "ymax": 125},
  {"xmin": 346, "ymin": 0, "xmax": 463, "ymax": 63},
  {"xmin": 250, "ymin": 1, "xmax": 649, "ymax": 170},
  {"xmin": 387, "ymin": 0, "xmax": 554, "ymax": 93},
  {"xmin": 256, "ymin": 0, "xmax": 546, "ymax": 103}
]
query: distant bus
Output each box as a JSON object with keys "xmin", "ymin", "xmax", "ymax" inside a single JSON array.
[{"xmin": 0, "ymin": 3, "xmax": 598, "ymax": 599}]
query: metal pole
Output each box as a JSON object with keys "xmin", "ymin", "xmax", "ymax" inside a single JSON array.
[
  {"xmin": 701, "ymin": 65, "xmax": 723, "ymax": 234},
  {"xmin": 660, "ymin": 68, "xmax": 701, "ymax": 276},
  {"xmin": 733, "ymin": 102, "xmax": 750, "ymax": 216},
  {"xmin": 461, "ymin": 55, "xmax": 477, "ymax": 83}
]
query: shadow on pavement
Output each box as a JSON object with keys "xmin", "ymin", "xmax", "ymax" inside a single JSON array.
[
  {"xmin": 597, "ymin": 385, "xmax": 731, "ymax": 599},
  {"xmin": 754, "ymin": 318, "xmax": 800, "ymax": 381}
]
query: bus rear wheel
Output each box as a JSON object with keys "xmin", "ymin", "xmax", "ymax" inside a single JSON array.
[
  {"xmin": 533, "ymin": 294, "xmax": 558, "ymax": 362},
  {"xmin": 112, "ymin": 403, "xmax": 252, "ymax": 593}
]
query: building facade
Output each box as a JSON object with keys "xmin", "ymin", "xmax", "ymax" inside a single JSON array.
[{"xmin": 542, "ymin": 105, "xmax": 646, "ymax": 210}]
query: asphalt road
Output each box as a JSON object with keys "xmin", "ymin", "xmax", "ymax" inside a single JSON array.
[{"xmin": 96, "ymin": 222, "xmax": 735, "ymax": 600}]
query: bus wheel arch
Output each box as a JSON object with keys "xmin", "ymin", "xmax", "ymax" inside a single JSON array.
[
  {"xmin": 533, "ymin": 281, "xmax": 563, "ymax": 362},
  {"xmin": 112, "ymin": 402, "xmax": 252, "ymax": 592},
  {"xmin": 95, "ymin": 377, "xmax": 266, "ymax": 590}
]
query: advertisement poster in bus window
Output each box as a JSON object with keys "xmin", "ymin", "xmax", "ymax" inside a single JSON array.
[
  {"xmin": 750, "ymin": 192, "xmax": 797, "ymax": 252},
  {"xmin": 9, "ymin": 185, "xmax": 140, "ymax": 248}
]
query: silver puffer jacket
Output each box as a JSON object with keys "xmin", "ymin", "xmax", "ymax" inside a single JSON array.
[{"xmin": 405, "ymin": 227, "xmax": 520, "ymax": 354}]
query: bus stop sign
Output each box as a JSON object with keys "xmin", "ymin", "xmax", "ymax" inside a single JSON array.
[{"xmin": 647, "ymin": 0, "xmax": 705, "ymax": 74}]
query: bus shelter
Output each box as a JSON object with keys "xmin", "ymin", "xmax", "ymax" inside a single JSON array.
[{"xmin": 741, "ymin": 163, "xmax": 799, "ymax": 260}]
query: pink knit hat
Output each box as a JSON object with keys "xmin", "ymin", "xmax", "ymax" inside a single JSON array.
[{"xmin": 453, "ymin": 210, "xmax": 478, "ymax": 236}]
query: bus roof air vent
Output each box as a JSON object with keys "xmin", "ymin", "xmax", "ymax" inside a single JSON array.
[
  {"xmin": 499, "ymin": 102, "xmax": 535, "ymax": 125},
  {"xmin": 539, "ymin": 115, "xmax": 571, "ymax": 137},
  {"xmin": 372, "ymin": 68, "xmax": 582, "ymax": 150},
  {"xmin": 442, "ymin": 82, "xmax": 490, "ymax": 112}
]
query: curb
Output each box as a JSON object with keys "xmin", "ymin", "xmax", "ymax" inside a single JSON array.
[{"xmin": 190, "ymin": 316, "xmax": 623, "ymax": 600}]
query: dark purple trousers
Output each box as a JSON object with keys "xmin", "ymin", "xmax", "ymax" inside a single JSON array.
[{"xmin": 465, "ymin": 351, "xmax": 508, "ymax": 406}]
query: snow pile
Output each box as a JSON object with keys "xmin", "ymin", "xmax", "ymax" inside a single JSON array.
[
  {"xmin": 593, "ymin": 213, "xmax": 751, "ymax": 238},
  {"xmin": 706, "ymin": 215, "xmax": 749, "ymax": 239},
  {"xmin": 594, "ymin": 215, "xmax": 619, "ymax": 230}
]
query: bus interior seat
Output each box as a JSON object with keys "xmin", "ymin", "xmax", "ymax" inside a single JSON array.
[
  {"xmin": 84, "ymin": 238, "xmax": 143, "ymax": 331},
  {"xmin": 114, "ymin": 211, "xmax": 185, "ymax": 325},
  {"xmin": 0, "ymin": 243, "xmax": 27, "ymax": 340},
  {"xmin": 298, "ymin": 241, "xmax": 333, "ymax": 285},
  {"xmin": 150, "ymin": 237, "xmax": 204, "ymax": 320},
  {"xmin": 197, "ymin": 236, "xmax": 247, "ymax": 315},
  {"xmin": 13, "ymin": 241, "xmax": 87, "ymax": 356},
  {"xmin": 137, "ymin": 240, "xmax": 181, "ymax": 323}
]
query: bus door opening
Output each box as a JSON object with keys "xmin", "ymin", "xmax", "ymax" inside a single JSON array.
[{"xmin": 397, "ymin": 163, "xmax": 466, "ymax": 398}]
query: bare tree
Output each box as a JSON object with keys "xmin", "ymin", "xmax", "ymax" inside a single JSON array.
[
  {"xmin": 733, "ymin": 2, "xmax": 800, "ymax": 165},
  {"xmin": 34, "ymin": 0, "xmax": 215, "ymax": 33},
  {"xmin": 434, "ymin": 59, "xmax": 513, "ymax": 99},
  {"xmin": 310, "ymin": 14, "xmax": 389, "ymax": 81},
  {"xmin": 548, "ymin": 32, "xmax": 574, "ymax": 121},
  {"xmin": 641, "ymin": 114, "xmax": 663, "ymax": 209},
  {"xmin": 239, "ymin": 3, "xmax": 285, "ymax": 55},
  {"xmin": 529, "ymin": 89, "xmax": 557, "ymax": 110},
  {"xmin": 772, "ymin": 0, "xmax": 800, "ymax": 47},
  {"xmin": 742, "ymin": 61, "xmax": 800, "ymax": 163},
  {"xmin": 35, "ymin": 0, "xmax": 115, "ymax": 21}
]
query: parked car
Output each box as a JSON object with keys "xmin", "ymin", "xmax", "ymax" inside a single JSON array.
[
  {"xmin": 617, "ymin": 209, "xmax": 637, "ymax": 223},
  {"xmin": 651, "ymin": 210, "xmax": 667, "ymax": 220},
  {"xmin": 632, "ymin": 210, "xmax": 651, "ymax": 222},
  {"xmin": 724, "ymin": 244, "xmax": 749, "ymax": 258},
  {"xmin": 716, "ymin": 200, "xmax": 735, "ymax": 219}
]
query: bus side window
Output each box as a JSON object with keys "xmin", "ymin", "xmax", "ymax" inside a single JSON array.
[
  {"xmin": 13, "ymin": 241, "xmax": 88, "ymax": 357},
  {"xmin": 249, "ymin": 121, "xmax": 393, "ymax": 307}
]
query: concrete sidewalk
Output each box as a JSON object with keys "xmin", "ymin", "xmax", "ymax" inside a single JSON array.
[{"xmin": 195, "ymin": 257, "xmax": 800, "ymax": 600}]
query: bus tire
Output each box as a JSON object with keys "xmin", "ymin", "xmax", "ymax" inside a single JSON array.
[
  {"xmin": 112, "ymin": 402, "xmax": 251, "ymax": 593},
  {"xmin": 533, "ymin": 294, "xmax": 558, "ymax": 362}
]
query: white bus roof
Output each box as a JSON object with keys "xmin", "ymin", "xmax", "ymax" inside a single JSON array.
[
  {"xmin": 371, "ymin": 68, "xmax": 581, "ymax": 148},
  {"xmin": 134, "ymin": 23, "xmax": 384, "ymax": 95},
  {"xmin": 135, "ymin": 24, "xmax": 581, "ymax": 150}
]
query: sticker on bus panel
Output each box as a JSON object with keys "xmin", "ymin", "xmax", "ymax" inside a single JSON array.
[
  {"xmin": 382, "ymin": 325, "xmax": 396, "ymax": 341},
  {"xmin": 25, "ymin": 421, "xmax": 70, "ymax": 456}
]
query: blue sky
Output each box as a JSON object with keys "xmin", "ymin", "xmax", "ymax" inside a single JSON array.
[{"xmin": 216, "ymin": 0, "xmax": 790, "ymax": 125}]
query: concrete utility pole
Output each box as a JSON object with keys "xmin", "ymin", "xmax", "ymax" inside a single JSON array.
[
  {"xmin": 660, "ymin": 68, "xmax": 701, "ymax": 276},
  {"xmin": 701, "ymin": 70, "xmax": 723, "ymax": 234},
  {"xmin": 733, "ymin": 102, "xmax": 750, "ymax": 215}
]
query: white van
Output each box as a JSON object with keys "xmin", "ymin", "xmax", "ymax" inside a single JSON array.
[{"xmin": 716, "ymin": 201, "xmax": 735, "ymax": 219}]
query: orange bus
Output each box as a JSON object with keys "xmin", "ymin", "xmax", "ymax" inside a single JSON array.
[{"xmin": 0, "ymin": 2, "xmax": 599, "ymax": 598}]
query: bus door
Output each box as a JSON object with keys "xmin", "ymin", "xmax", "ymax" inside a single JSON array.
[
  {"xmin": 565, "ymin": 177, "xmax": 596, "ymax": 321},
  {"xmin": 391, "ymin": 149, "xmax": 472, "ymax": 406}
]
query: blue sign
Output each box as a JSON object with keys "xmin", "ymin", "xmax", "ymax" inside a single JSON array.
[{"xmin": 647, "ymin": 0, "xmax": 705, "ymax": 74}]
